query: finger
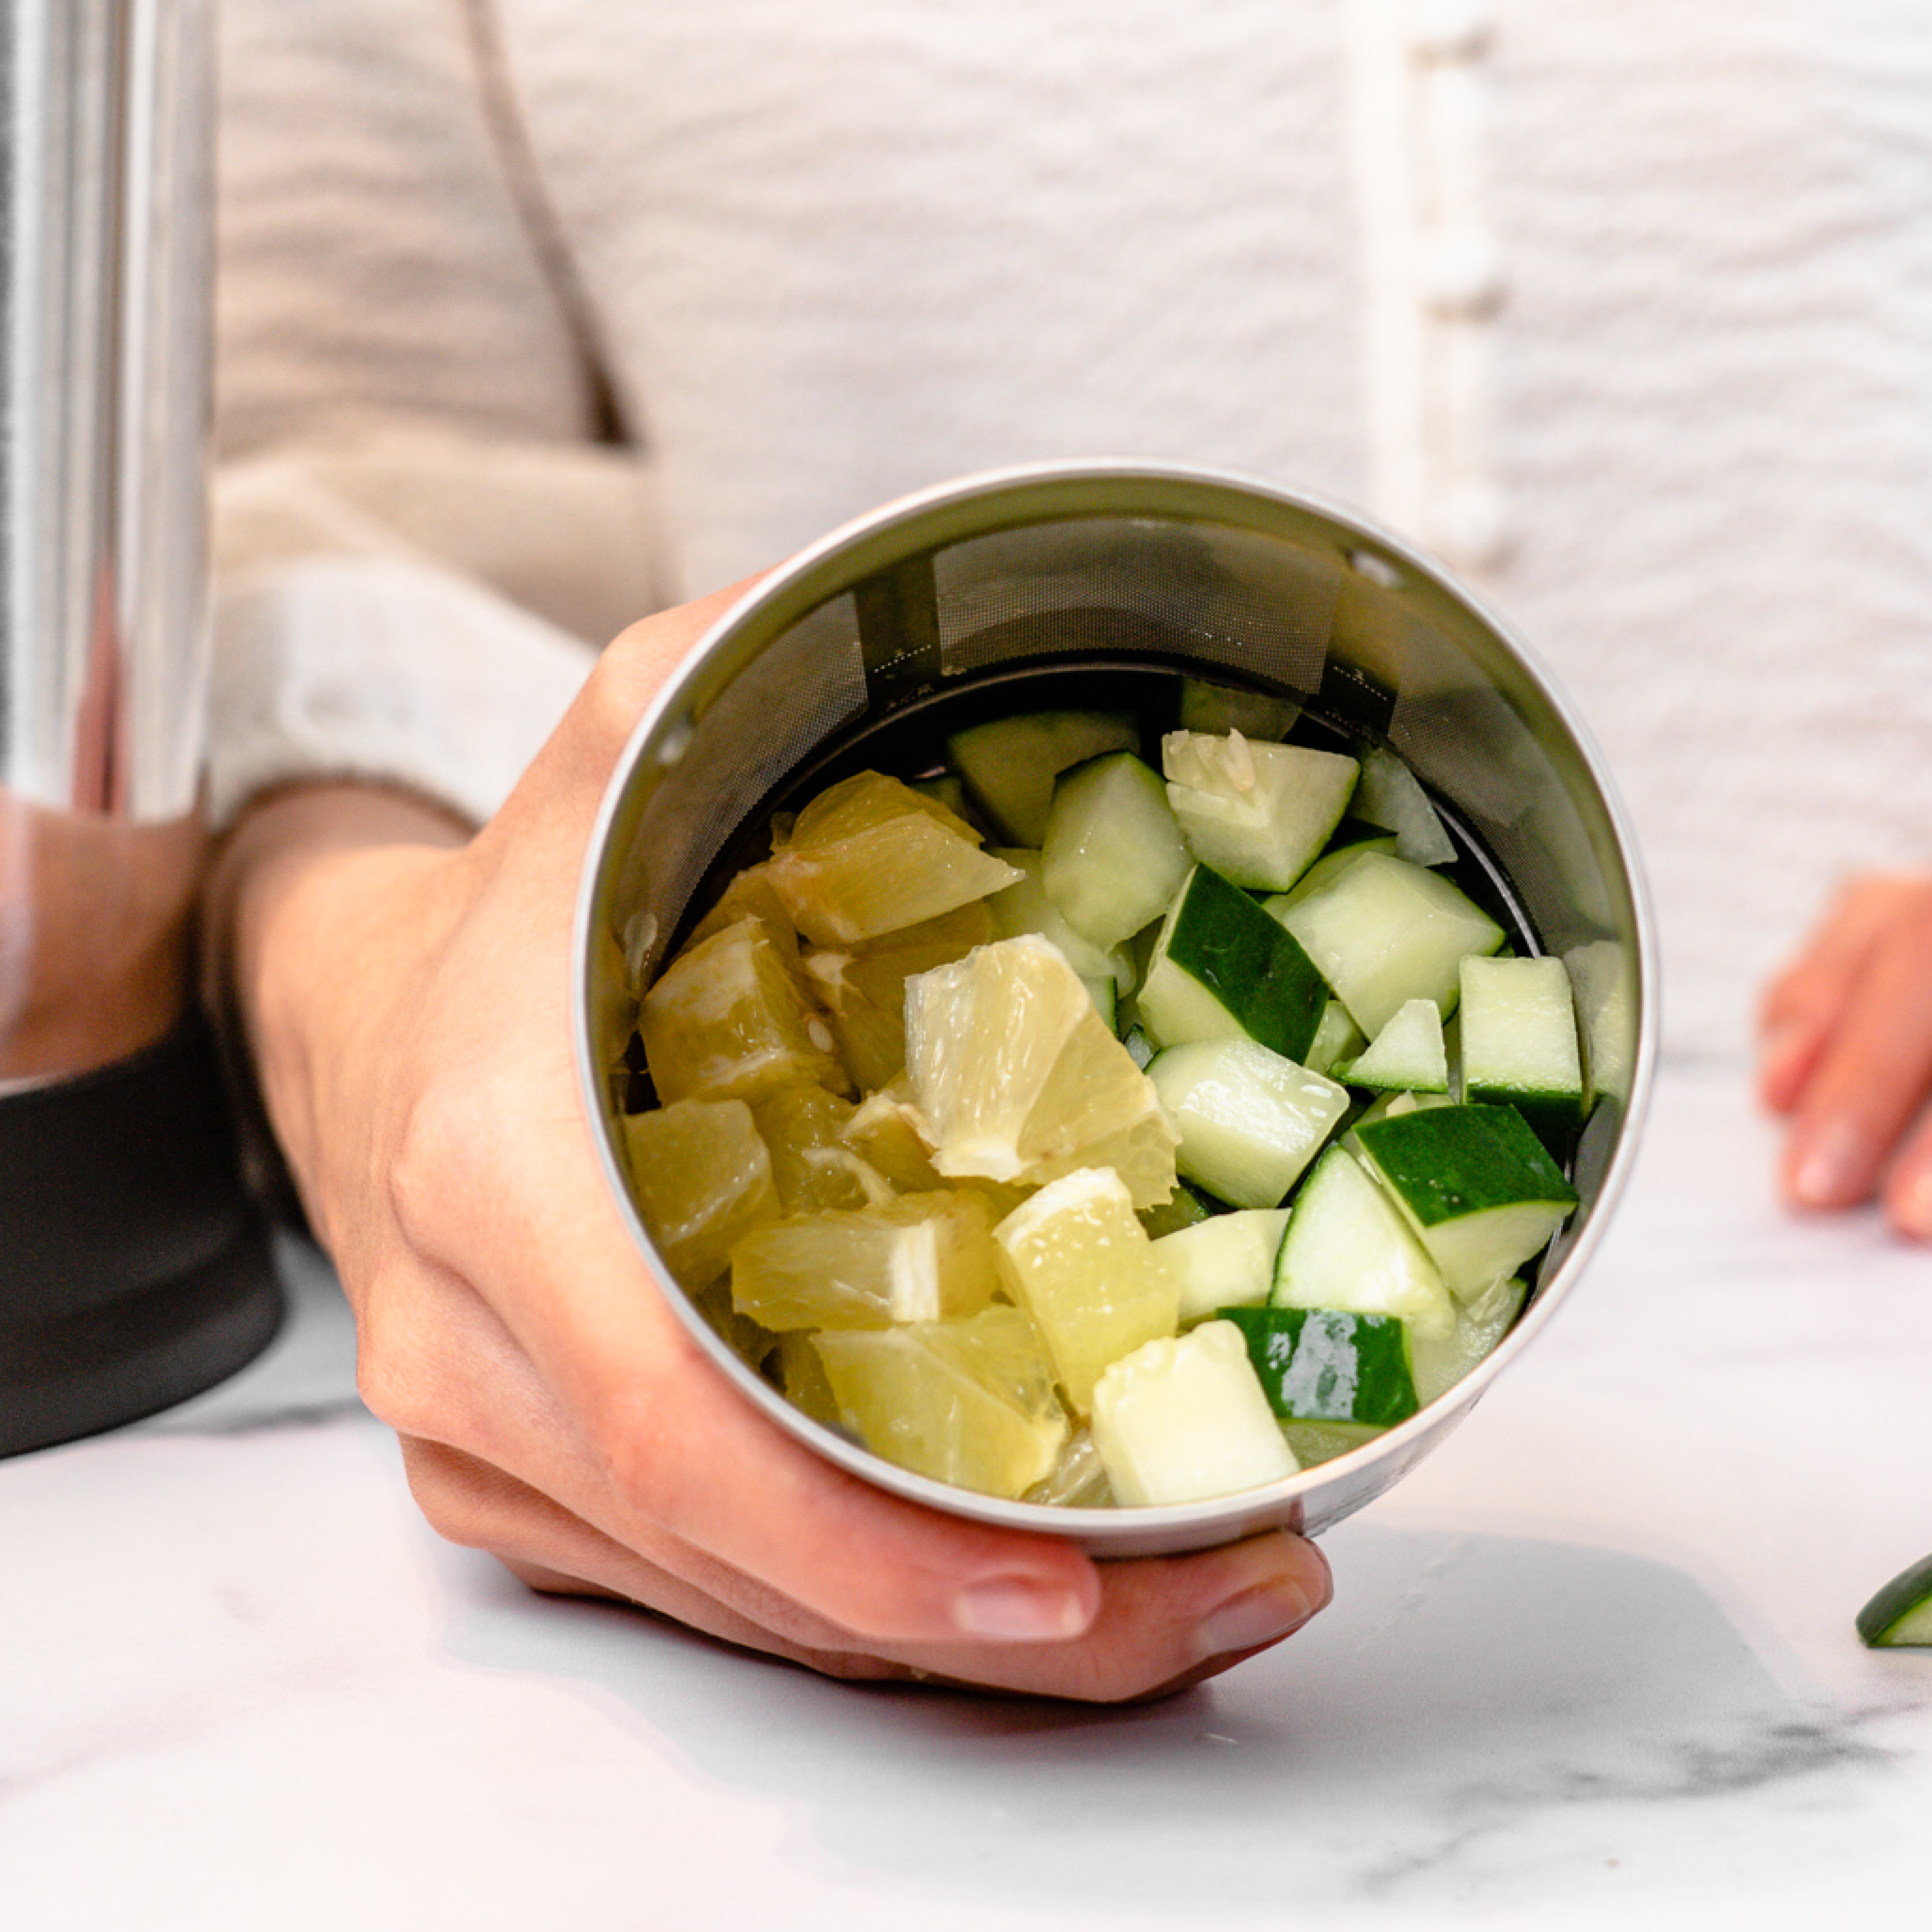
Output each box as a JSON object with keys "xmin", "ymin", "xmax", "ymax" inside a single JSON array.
[
  {"xmin": 403, "ymin": 1432, "xmax": 1330, "ymax": 1703},
  {"xmin": 1758, "ymin": 876, "xmax": 1926, "ymax": 1112},
  {"xmin": 1778, "ymin": 905, "xmax": 1932, "ymax": 1208},
  {"xmin": 1879, "ymin": 1103, "xmax": 1932, "ymax": 1241}
]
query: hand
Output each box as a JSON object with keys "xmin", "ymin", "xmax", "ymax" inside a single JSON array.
[
  {"xmin": 1759, "ymin": 872, "xmax": 1932, "ymax": 1238},
  {"xmin": 212, "ymin": 585, "xmax": 1331, "ymax": 1700}
]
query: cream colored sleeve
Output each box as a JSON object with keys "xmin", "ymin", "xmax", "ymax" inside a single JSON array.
[{"xmin": 209, "ymin": 0, "xmax": 672, "ymax": 827}]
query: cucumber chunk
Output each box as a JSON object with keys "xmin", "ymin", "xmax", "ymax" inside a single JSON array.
[
  {"xmin": 1271, "ymin": 1144, "xmax": 1455, "ymax": 1338},
  {"xmin": 1042, "ymin": 751, "xmax": 1192, "ymax": 949},
  {"xmin": 1151, "ymin": 1207, "xmax": 1290, "ymax": 1324},
  {"xmin": 1090, "ymin": 1321, "xmax": 1299, "ymax": 1505},
  {"xmin": 1137, "ymin": 864, "xmax": 1329, "ymax": 1063},
  {"xmin": 1335, "ymin": 996, "xmax": 1449, "ymax": 1094},
  {"xmin": 1219, "ymin": 1304, "xmax": 1421, "ymax": 1427},
  {"xmin": 1178, "ymin": 679, "xmax": 1303, "ymax": 742},
  {"xmin": 1349, "ymin": 744, "xmax": 1458, "ymax": 867},
  {"xmin": 1161, "ymin": 730, "xmax": 1360, "ymax": 893},
  {"xmin": 1147, "ymin": 1038, "xmax": 1351, "ymax": 1209},
  {"xmin": 1302, "ymin": 996, "xmax": 1366, "ymax": 1077},
  {"xmin": 1354, "ymin": 1103, "xmax": 1578, "ymax": 1301},
  {"xmin": 1564, "ymin": 937, "xmax": 1635, "ymax": 1108},
  {"xmin": 1857, "ymin": 1553, "xmax": 1932, "ymax": 1648},
  {"xmin": 1268, "ymin": 850, "xmax": 1505, "ymax": 1037},
  {"xmin": 1459, "ymin": 954, "xmax": 1584, "ymax": 1156},
  {"xmin": 986, "ymin": 848, "xmax": 1136, "ymax": 994},
  {"xmin": 946, "ymin": 710, "xmax": 1138, "ymax": 846}
]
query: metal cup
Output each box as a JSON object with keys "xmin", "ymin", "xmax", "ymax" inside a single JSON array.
[{"xmin": 576, "ymin": 461, "xmax": 1656, "ymax": 1556}]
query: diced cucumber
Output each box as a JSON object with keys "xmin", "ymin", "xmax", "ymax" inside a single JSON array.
[
  {"xmin": 1147, "ymin": 1039, "xmax": 1350, "ymax": 1209},
  {"xmin": 1162, "ymin": 731, "xmax": 1360, "ymax": 893},
  {"xmin": 1136, "ymin": 1178, "xmax": 1216, "ymax": 1239},
  {"xmin": 1083, "ymin": 975, "xmax": 1119, "ymax": 1031},
  {"xmin": 1280, "ymin": 1419, "xmax": 1384, "ymax": 1467},
  {"xmin": 1856, "ymin": 1553, "xmax": 1932, "ymax": 1648},
  {"xmin": 1270, "ymin": 1145, "xmax": 1455, "ymax": 1338},
  {"xmin": 1219, "ymin": 1305, "xmax": 1421, "ymax": 1427},
  {"xmin": 1136, "ymin": 864, "xmax": 1329, "ymax": 1063},
  {"xmin": 1268, "ymin": 850, "xmax": 1505, "ymax": 1037},
  {"xmin": 946, "ymin": 710, "xmax": 1138, "ymax": 846},
  {"xmin": 1042, "ymin": 751, "xmax": 1192, "ymax": 949},
  {"xmin": 1565, "ymin": 938, "xmax": 1635, "ymax": 1108},
  {"xmin": 1302, "ymin": 997, "xmax": 1365, "ymax": 1077},
  {"xmin": 1264, "ymin": 830, "xmax": 1399, "ymax": 914},
  {"xmin": 1350, "ymin": 744, "xmax": 1458, "ymax": 867},
  {"xmin": 1178, "ymin": 678, "xmax": 1303, "ymax": 742},
  {"xmin": 986, "ymin": 848, "xmax": 1136, "ymax": 994},
  {"xmin": 1459, "ymin": 954, "xmax": 1584, "ymax": 1156},
  {"xmin": 1151, "ymin": 1208, "xmax": 1290, "ymax": 1324},
  {"xmin": 1336, "ymin": 997, "xmax": 1449, "ymax": 1094},
  {"xmin": 1354, "ymin": 1103, "xmax": 1578, "ymax": 1301},
  {"xmin": 1408, "ymin": 1272, "xmax": 1527, "ymax": 1406},
  {"xmin": 1089, "ymin": 1321, "xmax": 1299, "ymax": 1506}
]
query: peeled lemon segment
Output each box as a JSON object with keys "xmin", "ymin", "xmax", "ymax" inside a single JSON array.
[
  {"xmin": 730, "ymin": 1189, "xmax": 1001, "ymax": 1332},
  {"xmin": 905, "ymin": 934, "xmax": 1178, "ymax": 1208},
  {"xmin": 992, "ymin": 1167, "xmax": 1179, "ymax": 1416},
  {"xmin": 766, "ymin": 771, "xmax": 1022, "ymax": 947},
  {"xmin": 814, "ymin": 1304, "xmax": 1069, "ymax": 1499},
  {"xmin": 640, "ymin": 916, "xmax": 849, "ymax": 1104},
  {"xmin": 683, "ymin": 861, "xmax": 803, "ymax": 966},
  {"xmin": 693, "ymin": 1278, "xmax": 780, "ymax": 1375},
  {"xmin": 800, "ymin": 901, "xmax": 993, "ymax": 1091},
  {"xmin": 841, "ymin": 1082, "xmax": 947, "ymax": 1193},
  {"xmin": 777, "ymin": 1330, "xmax": 844, "ymax": 1430},
  {"xmin": 748, "ymin": 1085, "xmax": 872, "ymax": 1214},
  {"xmin": 1161, "ymin": 730, "xmax": 1360, "ymax": 894},
  {"xmin": 1090, "ymin": 1321, "xmax": 1299, "ymax": 1506},
  {"xmin": 622, "ymin": 1096, "xmax": 780, "ymax": 1290}
]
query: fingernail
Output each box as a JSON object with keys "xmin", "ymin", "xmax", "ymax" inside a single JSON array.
[
  {"xmin": 1790, "ymin": 1122, "xmax": 1865, "ymax": 1206},
  {"xmin": 1196, "ymin": 1579, "xmax": 1324, "ymax": 1659},
  {"xmin": 954, "ymin": 1574, "xmax": 1090, "ymax": 1641}
]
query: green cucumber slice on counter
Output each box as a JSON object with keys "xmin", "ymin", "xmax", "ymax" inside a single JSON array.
[
  {"xmin": 985, "ymin": 848, "xmax": 1136, "ymax": 995},
  {"xmin": 1335, "ymin": 996, "xmax": 1449, "ymax": 1094},
  {"xmin": 1268, "ymin": 850, "xmax": 1505, "ymax": 1037},
  {"xmin": 1178, "ymin": 679, "xmax": 1303, "ymax": 742},
  {"xmin": 1146, "ymin": 1038, "xmax": 1350, "ymax": 1208},
  {"xmin": 1349, "ymin": 744, "xmax": 1458, "ymax": 867},
  {"xmin": 1271, "ymin": 1144, "xmax": 1455, "ymax": 1338},
  {"xmin": 1857, "ymin": 1553, "xmax": 1932, "ymax": 1648},
  {"xmin": 1161, "ymin": 731, "xmax": 1360, "ymax": 893},
  {"xmin": 1042, "ymin": 751, "xmax": 1193, "ymax": 949},
  {"xmin": 1303, "ymin": 997, "xmax": 1366, "ymax": 1077},
  {"xmin": 1459, "ymin": 953, "xmax": 1584, "ymax": 1156},
  {"xmin": 1219, "ymin": 1304, "xmax": 1421, "ymax": 1427},
  {"xmin": 1152, "ymin": 1207, "xmax": 1290, "ymax": 1324},
  {"xmin": 946, "ymin": 710, "xmax": 1138, "ymax": 846},
  {"xmin": 1137, "ymin": 864, "xmax": 1329, "ymax": 1063},
  {"xmin": 1354, "ymin": 1102, "xmax": 1578, "ymax": 1301}
]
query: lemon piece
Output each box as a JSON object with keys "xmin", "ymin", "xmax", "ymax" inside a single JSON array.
[
  {"xmin": 748, "ymin": 1085, "xmax": 872, "ymax": 1214},
  {"xmin": 684, "ymin": 860, "xmax": 802, "ymax": 966},
  {"xmin": 622, "ymin": 1096, "xmax": 781, "ymax": 1290},
  {"xmin": 730, "ymin": 1190, "xmax": 1001, "ymax": 1331},
  {"xmin": 800, "ymin": 901, "xmax": 994, "ymax": 1090},
  {"xmin": 777, "ymin": 1331, "xmax": 844, "ymax": 1429},
  {"xmin": 814, "ymin": 1304, "xmax": 1069, "ymax": 1499},
  {"xmin": 992, "ymin": 1166, "xmax": 1179, "ymax": 1415},
  {"xmin": 842, "ymin": 1083, "xmax": 947, "ymax": 1194},
  {"xmin": 640, "ymin": 916, "xmax": 849, "ymax": 1104},
  {"xmin": 905, "ymin": 933, "xmax": 1178, "ymax": 1208},
  {"xmin": 767, "ymin": 771, "xmax": 1022, "ymax": 947},
  {"xmin": 693, "ymin": 1278, "xmax": 780, "ymax": 1374}
]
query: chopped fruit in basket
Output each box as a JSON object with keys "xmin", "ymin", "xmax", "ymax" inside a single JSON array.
[
  {"xmin": 766, "ymin": 770, "xmax": 1022, "ymax": 947},
  {"xmin": 814, "ymin": 1303, "xmax": 1069, "ymax": 1498},
  {"xmin": 991, "ymin": 1166, "xmax": 1179, "ymax": 1415},
  {"xmin": 622, "ymin": 1096, "xmax": 780, "ymax": 1290},
  {"xmin": 639, "ymin": 916, "xmax": 849, "ymax": 1104},
  {"xmin": 1090, "ymin": 1321, "xmax": 1299, "ymax": 1506},
  {"xmin": 730, "ymin": 1190, "xmax": 1002, "ymax": 1331},
  {"xmin": 905, "ymin": 934, "xmax": 1178, "ymax": 1207},
  {"xmin": 799, "ymin": 901, "xmax": 994, "ymax": 1091},
  {"xmin": 748, "ymin": 1085, "xmax": 873, "ymax": 1214},
  {"xmin": 1161, "ymin": 729, "xmax": 1359, "ymax": 893}
]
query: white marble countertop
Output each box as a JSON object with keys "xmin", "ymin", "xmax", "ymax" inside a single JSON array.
[{"xmin": 4, "ymin": 1063, "xmax": 1930, "ymax": 1931}]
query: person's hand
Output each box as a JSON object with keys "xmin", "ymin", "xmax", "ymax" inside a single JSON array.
[
  {"xmin": 1759, "ymin": 871, "xmax": 1932, "ymax": 1238},
  {"xmin": 211, "ymin": 584, "xmax": 1331, "ymax": 1700}
]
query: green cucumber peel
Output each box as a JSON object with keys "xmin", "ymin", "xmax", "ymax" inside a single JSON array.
[{"xmin": 1218, "ymin": 1304, "xmax": 1421, "ymax": 1427}]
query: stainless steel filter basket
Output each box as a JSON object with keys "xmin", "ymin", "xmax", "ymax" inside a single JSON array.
[{"xmin": 576, "ymin": 461, "xmax": 1657, "ymax": 1558}]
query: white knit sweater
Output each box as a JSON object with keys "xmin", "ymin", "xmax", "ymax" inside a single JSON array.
[{"xmin": 213, "ymin": 0, "xmax": 1932, "ymax": 1057}]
